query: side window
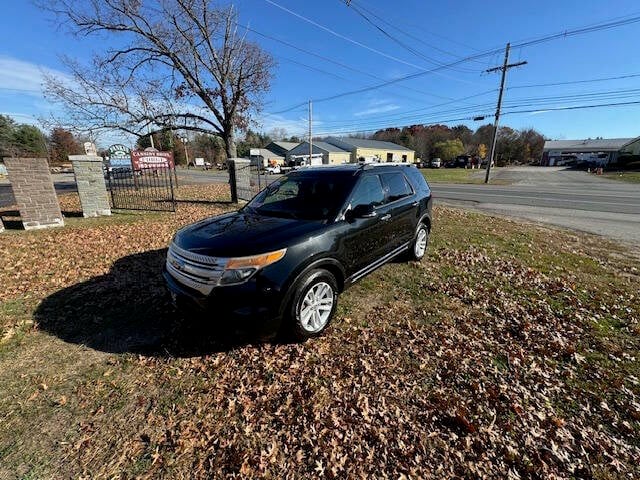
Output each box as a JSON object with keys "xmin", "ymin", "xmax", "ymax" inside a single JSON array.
[
  {"xmin": 381, "ymin": 172, "xmax": 413, "ymax": 202},
  {"xmin": 350, "ymin": 175, "xmax": 385, "ymax": 207}
]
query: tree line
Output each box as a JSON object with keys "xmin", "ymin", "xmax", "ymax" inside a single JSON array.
[
  {"xmin": 0, "ymin": 115, "xmax": 86, "ymax": 165},
  {"xmin": 372, "ymin": 124, "xmax": 546, "ymax": 165}
]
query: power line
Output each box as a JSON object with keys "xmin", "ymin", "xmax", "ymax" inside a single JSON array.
[
  {"xmin": 317, "ymin": 89, "xmax": 498, "ymax": 125},
  {"xmin": 269, "ymin": 9, "xmax": 640, "ymax": 113},
  {"xmin": 314, "ymin": 99, "xmax": 640, "ymax": 137},
  {"xmin": 503, "ymin": 99, "xmax": 640, "ymax": 116},
  {"xmin": 341, "ymin": 0, "xmax": 478, "ymax": 73},
  {"xmin": 509, "ymin": 11, "xmax": 640, "ymax": 49},
  {"xmin": 239, "ymin": 23, "xmax": 454, "ymax": 103},
  {"xmin": 264, "ymin": 0, "xmax": 477, "ymax": 84},
  {"xmin": 509, "ymin": 72, "xmax": 640, "ymax": 89},
  {"xmin": 352, "ymin": 0, "xmax": 483, "ymax": 53}
]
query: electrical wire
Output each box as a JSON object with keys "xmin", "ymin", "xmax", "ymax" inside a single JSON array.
[
  {"xmin": 341, "ymin": 0, "xmax": 479, "ymax": 73},
  {"xmin": 509, "ymin": 72, "xmax": 640, "ymax": 89},
  {"xmin": 264, "ymin": 0, "xmax": 479, "ymax": 85},
  {"xmin": 239, "ymin": 23, "xmax": 454, "ymax": 103},
  {"xmin": 314, "ymin": 99, "xmax": 640, "ymax": 136},
  {"xmin": 269, "ymin": 9, "xmax": 640, "ymax": 113},
  {"xmin": 352, "ymin": 0, "xmax": 483, "ymax": 53},
  {"xmin": 347, "ymin": 0, "xmax": 487, "ymax": 68}
]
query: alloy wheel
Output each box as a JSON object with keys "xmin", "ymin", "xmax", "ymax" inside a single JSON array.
[{"xmin": 299, "ymin": 281, "xmax": 334, "ymax": 333}]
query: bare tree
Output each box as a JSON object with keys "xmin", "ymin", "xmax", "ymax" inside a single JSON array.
[{"xmin": 43, "ymin": 0, "xmax": 275, "ymax": 158}]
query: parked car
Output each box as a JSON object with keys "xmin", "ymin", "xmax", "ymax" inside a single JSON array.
[
  {"xmin": 104, "ymin": 166, "xmax": 134, "ymax": 179},
  {"xmin": 265, "ymin": 165, "xmax": 282, "ymax": 175},
  {"xmin": 430, "ymin": 158, "xmax": 442, "ymax": 168},
  {"xmin": 446, "ymin": 155, "xmax": 471, "ymax": 168},
  {"xmin": 164, "ymin": 163, "xmax": 433, "ymax": 340}
]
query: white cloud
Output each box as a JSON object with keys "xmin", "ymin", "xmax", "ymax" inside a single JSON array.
[
  {"xmin": 255, "ymin": 112, "xmax": 313, "ymax": 137},
  {"xmin": 0, "ymin": 55, "xmax": 70, "ymax": 97},
  {"xmin": 353, "ymin": 103, "xmax": 400, "ymax": 117},
  {"xmin": 0, "ymin": 112, "xmax": 41, "ymax": 126}
]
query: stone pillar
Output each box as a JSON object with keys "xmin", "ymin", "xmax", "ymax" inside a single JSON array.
[
  {"xmin": 227, "ymin": 158, "xmax": 252, "ymax": 202},
  {"xmin": 69, "ymin": 155, "xmax": 111, "ymax": 217},
  {"xmin": 3, "ymin": 158, "xmax": 64, "ymax": 230}
]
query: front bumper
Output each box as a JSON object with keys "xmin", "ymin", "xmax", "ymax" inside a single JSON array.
[{"xmin": 163, "ymin": 267, "xmax": 285, "ymax": 334}]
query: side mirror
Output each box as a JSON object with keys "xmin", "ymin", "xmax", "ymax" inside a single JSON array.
[{"xmin": 346, "ymin": 203, "xmax": 376, "ymax": 222}]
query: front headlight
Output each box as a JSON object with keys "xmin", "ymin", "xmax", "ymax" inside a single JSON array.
[{"xmin": 219, "ymin": 248, "xmax": 287, "ymax": 285}]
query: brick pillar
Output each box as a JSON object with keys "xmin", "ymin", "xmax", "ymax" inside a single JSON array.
[
  {"xmin": 227, "ymin": 158, "xmax": 251, "ymax": 202},
  {"xmin": 3, "ymin": 158, "xmax": 64, "ymax": 230},
  {"xmin": 69, "ymin": 155, "xmax": 111, "ymax": 217}
]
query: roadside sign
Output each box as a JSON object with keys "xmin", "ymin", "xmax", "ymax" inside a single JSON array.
[
  {"xmin": 84, "ymin": 142, "xmax": 97, "ymax": 156},
  {"xmin": 195, "ymin": 157, "xmax": 205, "ymax": 167},
  {"xmin": 108, "ymin": 144, "xmax": 131, "ymax": 167},
  {"xmin": 131, "ymin": 150, "xmax": 175, "ymax": 170}
]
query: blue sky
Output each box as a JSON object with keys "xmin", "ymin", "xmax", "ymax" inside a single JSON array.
[{"xmin": 1, "ymin": 0, "xmax": 640, "ymax": 145}]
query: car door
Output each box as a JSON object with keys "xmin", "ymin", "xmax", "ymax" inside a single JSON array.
[
  {"xmin": 339, "ymin": 173, "xmax": 388, "ymax": 275},
  {"xmin": 379, "ymin": 171, "xmax": 418, "ymax": 250}
]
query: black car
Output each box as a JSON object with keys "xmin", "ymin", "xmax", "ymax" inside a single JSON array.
[{"xmin": 164, "ymin": 164, "xmax": 432, "ymax": 339}]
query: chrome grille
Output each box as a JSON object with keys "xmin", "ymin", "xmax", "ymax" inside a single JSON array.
[{"xmin": 166, "ymin": 243, "xmax": 227, "ymax": 295}]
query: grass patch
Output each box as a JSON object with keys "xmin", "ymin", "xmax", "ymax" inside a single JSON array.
[
  {"xmin": 602, "ymin": 171, "xmax": 640, "ymax": 183},
  {"xmin": 0, "ymin": 184, "xmax": 638, "ymax": 478},
  {"xmin": 420, "ymin": 167, "xmax": 484, "ymax": 184}
]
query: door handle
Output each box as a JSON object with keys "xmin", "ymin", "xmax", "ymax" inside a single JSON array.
[{"xmin": 380, "ymin": 213, "xmax": 391, "ymax": 221}]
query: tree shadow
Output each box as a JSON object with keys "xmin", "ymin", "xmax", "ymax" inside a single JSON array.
[
  {"xmin": 61, "ymin": 211, "xmax": 84, "ymax": 218},
  {"xmin": 34, "ymin": 248, "xmax": 273, "ymax": 357},
  {"xmin": 173, "ymin": 199, "xmax": 235, "ymax": 206}
]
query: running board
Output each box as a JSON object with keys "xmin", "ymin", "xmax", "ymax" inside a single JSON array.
[{"xmin": 346, "ymin": 241, "xmax": 411, "ymax": 285}]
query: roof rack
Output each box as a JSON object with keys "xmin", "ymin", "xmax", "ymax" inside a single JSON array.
[{"xmin": 360, "ymin": 162, "xmax": 414, "ymax": 169}]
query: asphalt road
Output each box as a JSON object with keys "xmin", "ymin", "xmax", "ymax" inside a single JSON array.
[
  {"xmin": 431, "ymin": 167, "xmax": 640, "ymax": 245},
  {"xmin": 2, "ymin": 166, "xmax": 638, "ymax": 244}
]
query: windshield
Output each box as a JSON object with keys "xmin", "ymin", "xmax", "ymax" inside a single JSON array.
[{"xmin": 246, "ymin": 171, "xmax": 356, "ymax": 221}]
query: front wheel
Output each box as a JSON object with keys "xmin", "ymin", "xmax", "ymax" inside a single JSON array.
[
  {"xmin": 409, "ymin": 223, "xmax": 429, "ymax": 261},
  {"xmin": 288, "ymin": 269, "xmax": 339, "ymax": 340}
]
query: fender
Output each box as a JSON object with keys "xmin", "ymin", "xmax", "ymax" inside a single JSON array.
[{"xmin": 277, "ymin": 255, "xmax": 346, "ymax": 318}]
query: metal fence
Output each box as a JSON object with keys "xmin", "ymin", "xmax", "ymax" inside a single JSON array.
[
  {"xmin": 106, "ymin": 165, "xmax": 176, "ymax": 212},
  {"xmin": 233, "ymin": 161, "xmax": 277, "ymax": 201}
]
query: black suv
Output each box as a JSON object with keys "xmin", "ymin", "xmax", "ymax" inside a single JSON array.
[{"xmin": 164, "ymin": 164, "xmax": 432, "ymax": 339}]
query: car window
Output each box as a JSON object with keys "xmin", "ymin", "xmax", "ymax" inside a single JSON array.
[
  {"xmin": 247, "ymin": 172, "xmax": 356, "ymax": 221},
  {"xmin": 350, "ymin": 174, "xmax": 385, "ymax": 207},
  {"xmin": 260, "ymin": 179, "xmax": 299, "ymax": 205},
  {"xmin": 380, "ymin": 172, "xmax": 413, "ymax": 202}
]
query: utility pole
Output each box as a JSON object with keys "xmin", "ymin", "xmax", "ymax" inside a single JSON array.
[
  {"xmin": 484, "ymin": 43, "xmax": 527, "ymax": 184},
  {"xmin": 308, "ymin": 99, "xmax": 313, "ymax": 166}
]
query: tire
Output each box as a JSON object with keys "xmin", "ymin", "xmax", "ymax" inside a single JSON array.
[
  {"xmin": 287, "ymin": 269, "xmax": 339, "ymax": 340},
  {"xmin": 409, "ymin": 222, "xmax": 429, "ymax": 261}
]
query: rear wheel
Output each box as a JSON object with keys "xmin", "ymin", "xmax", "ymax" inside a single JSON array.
[
  {"xmin": 409, "ymin": 223, "xmax": 429, "ymax": 261},
  {"xmin": 288, "ymin": 269, "xmax": 338, "ymax": 340}
]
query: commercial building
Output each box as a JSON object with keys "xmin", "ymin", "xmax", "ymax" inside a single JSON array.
[
  {"xmin": 249, "ymin": 148, "xmax": 285, "ymax": 167},
  {"xmin": 541, "ymin": 138, "xmax": 635, "ymax": 166},
  {"xmin": 264, "ymin": 141, "xmax": 299, "ymax": 157},
  {"xmin": 324, "ymin": 137, "xmax": 415, "ymax": 163},
  {"xmin": 618, "ymin": 137, "xmax": 640, "ymax": 168},
  {"xmin": 286, "ymin": 141, "xmax": 351, "ymax": 166}
]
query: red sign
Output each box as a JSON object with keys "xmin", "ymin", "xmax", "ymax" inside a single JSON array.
[{"xmin": 131, "ymin": 150, "xmax": 174, "ymax": 170}]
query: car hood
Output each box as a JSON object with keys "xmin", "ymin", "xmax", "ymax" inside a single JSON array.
[{"xmin": 172, "ymin": 210, "xmax": 327, "ymax": 258}]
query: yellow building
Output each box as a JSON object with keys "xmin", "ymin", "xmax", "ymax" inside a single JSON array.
[
  {"xmin": 324, "ymin": 137, "xmax": 415, "ymax": 163},
  {"xmin": 286, "ymin": 141, "xmax": 351, "ymax": 166}
]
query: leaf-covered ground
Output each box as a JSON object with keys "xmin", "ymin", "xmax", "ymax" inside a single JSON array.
[{"xmin": 0, "ymin": 185, "xmax": 638, "ymax": 479}]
